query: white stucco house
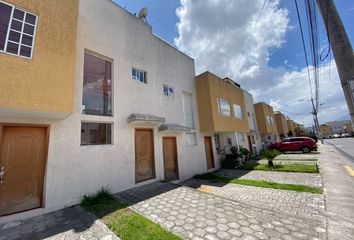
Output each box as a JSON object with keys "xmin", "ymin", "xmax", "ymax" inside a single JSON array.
[
  {"xmin": 243, "ymin": 91, "xmax": 263, "ymax": 154},
  {"xmin": 0, "ymin": 0, "xmax": 211, "ymax": 223}
]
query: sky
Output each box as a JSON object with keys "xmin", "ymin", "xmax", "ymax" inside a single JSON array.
[{"xmin": 113, "ymin": 0, "xmax": 354, "ymax": 127}]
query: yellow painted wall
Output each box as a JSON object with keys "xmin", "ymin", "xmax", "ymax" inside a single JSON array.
[
  {"xmin": 275, "ymin": 112, "xmax": 288, "ymax": 135},
  {"xmin": 0, "ymin": 0, "xmax": 78, "ymax": 115},
  {"xmin": 196, "ymin": 72, "xmax": 249, "ymax": 133},
  {"xmin": 254, "ymin": 102, "xmax": 278, "ymax": 134},
  {"xmin": 286, "ymin": 119, "xmax": 296, "ymax": 133}
]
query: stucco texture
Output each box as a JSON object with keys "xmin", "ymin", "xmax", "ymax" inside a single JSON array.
[
  {"xmin": 0, "ymin": 0, "xmax": 78, "ymax": 115},
  {"xmin": 196, "ymin": 72, "xmax": 249, "ymax": 133}
]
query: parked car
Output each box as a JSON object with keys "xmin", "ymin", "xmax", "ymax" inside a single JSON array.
[
  {"xmin": 332, "ymin": 134, "xmax": 340, "ymax": 138},
  {"xmin": 268, "ymin": 137, "xmax": 317, "ymax": 153}
]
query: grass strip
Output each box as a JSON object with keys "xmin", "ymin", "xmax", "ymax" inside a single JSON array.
[
  {"xmin": 273, "ymin": 158, "xmax": 318, "ymax": 161},
  {"xmin": 238, "ymin": 163, "xmax": 319, "ymax": 173},
  {"xmin": 282, "ymin": 152, "xmax": 320, "ymax": 155},
  {"xmin": 81, "ymin": 190, "xmax": 181, "ymax": 240},
  {"xmin": 195, "ymin": 173, "xmax": 323, "ymax": 194}
]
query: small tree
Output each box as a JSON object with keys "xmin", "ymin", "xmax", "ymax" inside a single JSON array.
[
  {"xmin": 288, "ymin": 130, "xmax": 293, "ymax": 137},
  {"xmin": 261, "ymin": 149, "xmax": 281, "ymax": 167}
]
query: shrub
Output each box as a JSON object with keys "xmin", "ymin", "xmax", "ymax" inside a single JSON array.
[
  {"xmin": 81, "ymin": 188, "xmax": 113, "ymax": 207},
  {"xmin": 239, "ymin": 147, "xmax": 250, "ymax": 158},
  {"xmin": 221, "ymin": 154, "xmax": 238, "ymax": 169},
  {"xmin": 261, "ymin": 149, "xmax": 281, "ymax": 167}
]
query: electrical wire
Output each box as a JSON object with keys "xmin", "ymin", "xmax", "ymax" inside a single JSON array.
[{"xmin": 294, "ymin": 0, "xmax": 314, "ymax": 101}]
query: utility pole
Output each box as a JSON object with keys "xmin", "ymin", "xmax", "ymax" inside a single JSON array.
[
  {"xmin": 311, "ymin": 98, "xmax": 323, "ymax": 143},
  {"xmin": 316, "ymin": 0, "xmax": 354, "ymax": 128}
]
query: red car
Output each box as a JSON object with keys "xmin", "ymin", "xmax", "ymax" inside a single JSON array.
[{"xmin": 268, "ymin": 137, "xmax": 317, "ymax": 153}]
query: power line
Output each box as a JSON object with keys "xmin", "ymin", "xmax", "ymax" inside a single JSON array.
[{"xmin": 294, "ymin": 0, "xmax": 314, "ymax": 100}]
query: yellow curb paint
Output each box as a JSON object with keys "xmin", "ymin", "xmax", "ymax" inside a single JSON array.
[
  {"xmin": 198, "ymin": 186, "xmax": 214, "ymax": 193},
  {"xmin": 344, "ymin": 166, "xmax": 354, "ymax": 176}
]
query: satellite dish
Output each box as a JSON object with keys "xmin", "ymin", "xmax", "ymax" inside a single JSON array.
[{"xmin": 138, "ymin": 7, "xmax": 148, "ymax": 22}]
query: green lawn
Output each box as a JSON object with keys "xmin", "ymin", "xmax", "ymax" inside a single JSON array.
[
  {"xmin": 238, "ymin": 163, "xmax": 319, "ymax": 173},
  {"xmin": 195, "ymin": 173, "xmax": 323, "ymax": 194},
  {"xmin": 81, "ymin": 190, "xmax": 181, "ymax": 240}
]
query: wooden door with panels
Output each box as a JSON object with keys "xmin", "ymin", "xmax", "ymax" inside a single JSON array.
[
  {"xmin": 204, "ymin": 136, "xmax": 215, "ymax": 170},
  {"xmin": 163, "ymin": 137, "xmax": 179, "ymax": 181},
  {"xmin": 135, "ymin": 129, "xmax": 155, "ymax": 183},
  {"xmin": 0, "ymin": 125, "xmax": 48, "ymax": 216}
]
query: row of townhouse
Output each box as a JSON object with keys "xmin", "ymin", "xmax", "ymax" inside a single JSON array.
[{"xmin": 0, "ymin": 0, "xmax": 304, "ymax": 222}]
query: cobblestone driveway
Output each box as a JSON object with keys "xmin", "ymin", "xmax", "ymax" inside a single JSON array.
[
  {"xmin": 216, "ymin": 169, "xmax": 323, "ymax": 187},
  {"xmin": 0, "ymin": 206, "xmax": 119, "ymax": 240},
  {"xmin": 115, "ymin": 183, "xmax": 327, "ymax": 240},
  {"xmin": 201, "ymin": 182, "xmax": 325, "ymax": 218}
]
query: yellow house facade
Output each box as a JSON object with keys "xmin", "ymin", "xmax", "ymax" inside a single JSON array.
[
  {"xmin": 274, "ymin": 111, "xmax": 289, "ymax": 139},
  {"xmin": 0, "ymin": 0, "xmax": 78, "ymax": 118},
  {"xmin": 196, "ymin": 71, "xmax": 251, "ymax": 155},
  {"xmin": 254, "ymin": 102, "xmax": 279, "ymax": 146},
  {"xmin": 0, "ymin": 0, "xmax": 78, "ymax": 219},
  {"xmin": 286, "ymin": 119, "xmax": 296, "ymax": 135}
]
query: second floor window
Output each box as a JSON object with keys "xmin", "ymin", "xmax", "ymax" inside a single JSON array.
[
  {"xmin": 163, "ymin": 85, "xmax": 174, "ymax": 97},
  {"xmin": 217, "ymin": 98, "xmax": 231, "ymax": 117},
  {"xmin": 233, "ymin": 104, "xmax": 243, "ymax": 119},
  {"xmin": 182, "ymin": 92, "xmax": 195, "ymax": 129},
  {"xmin": 0, "ymin": 2, "xmax": 37, "ymax": 59},
  {"xmin": 82, "ymin": 52, "xmax": 112, "ymax": 116},
  {"xmin": 132, "ymin": 68, "xmax": 147, "ymax": 84}
]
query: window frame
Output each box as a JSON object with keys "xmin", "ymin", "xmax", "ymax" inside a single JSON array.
[
  {"xmin": 182, "ymin": 91, "xmax": 195, "ymax": 130},
  {"xmin": 80, "ymin": 121, "xmax": 113, "ymax": 146},
  {"xmin": 186, "ymin": 132, "xmax": 198, "ymax": 146},
  {"xmin": 0, "ymin": 0, "xmax": 38, "ymax": 59},
  {"xmin": 217, "ymin": 97, "xmax": 232, "ymax": 117},
  {"xmin": 233, "ymin": 103, "xmax": 243, "ymax": 119},
  {"xmin": 132, "ymin": 67, "xmax": 148, "ymax": 84},
  {"xmin": 162, "ymin": 84, "xmax": 174, "ymax": 97},
  {"xmin": 82, "ymin": 50, "xmax": 114, "ymax": 117}
]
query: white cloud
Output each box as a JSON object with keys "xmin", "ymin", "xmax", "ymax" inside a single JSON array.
[{"xmin": 175, "ymin": 0, "xmax": 349, "ymax": 126}]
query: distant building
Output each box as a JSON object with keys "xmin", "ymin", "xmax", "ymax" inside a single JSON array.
[
  {"xmin": 254, "ymin": 102, "xmax": 279, "ymax": 146},
  {"xmin": 274, "ymin": 111, "xmax": 289, "ymax": 139},
  {"xmin": 325, "ymin": 120, "xmax": 353, "ymax": 135}
]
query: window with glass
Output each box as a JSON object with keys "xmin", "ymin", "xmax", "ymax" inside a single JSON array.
[
  {"xmin": 163, "ymin": 85, "xmax": 174, "ymax": 97},
  {"xmin": 238, "ymin": 132, "xmax": 245, "ymax": 142},
  {"xmin": 214, "ymin": 133, "xmax": 220, "ymax": 150},
  {"xmin": 0, "ymin": 2, "xmax": 37, "ymax": 58},
  {"xmin": 82, "ymin": 52, "xmax": 112, "ymax": 116},
  {"xmin": 183, "ymin": 92, "xmax": 195, "ymax": 129},
  {"xmin": 186, "ymin": 132, "xmax": 197, "ymax": 146},
  {"xmin": 233, "ymin": 104, "xmax": 243, "ymax": 119},
  {"xmin": 217, "ymin": 98, "xmax": 231, "ymax": 116},
  {"xmin": 81, "ymin": 123, "xmax": 112, "ymax": 145},
  {"xmin": 132, "ymin": 68, "xmax": 147, "ymax": 84}
]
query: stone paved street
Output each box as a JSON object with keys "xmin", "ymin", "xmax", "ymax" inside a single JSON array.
[
  {"xmin": 123, "ymin": 185, "xmax": 326, "ymax": 240},
  {"xmin": 215, "ymin": 169, "xmax": 323, "ymax": 187},
  {"xmin": 0, "ymin": 206, "xmax": 119, "ymax": 240},
  {"xmin": 193, "ymin": 181, "xmax": 325, "ymax": 218}
]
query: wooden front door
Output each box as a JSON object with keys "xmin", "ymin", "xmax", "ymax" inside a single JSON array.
[
  {"xmin": 163, "ymin": 137, "xmax": 179, "ymax": 181},
  {"xmin": 135, "ymin": 129, "xmax": 155, "ymax": 183},
  {"xmin": 204, "ymin": 136, "xmax": 215, "ymax": 170},
  {"xmin": 0, "ymin": 126, "xmax": 48, "ymax": 216},
  {"xmin": 247, "ymin": 135, "xmax": 253, "ymax": 155}
]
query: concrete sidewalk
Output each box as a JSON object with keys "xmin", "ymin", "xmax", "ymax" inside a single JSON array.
[{"xmin": 319, "ymin": 143, "xmax": 354, "ymax": 240}]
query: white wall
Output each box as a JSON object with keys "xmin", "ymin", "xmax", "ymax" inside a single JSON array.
[
  {"xmin": 0, "ymin": 0, "xmax": 207, "ymax": 223},
  {"xmin": 243, "ymin": 91, "xmax": 262, "ymax": 154}
]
